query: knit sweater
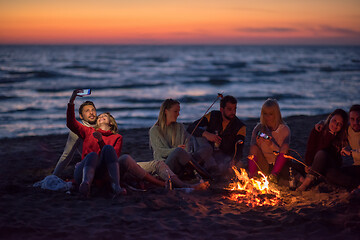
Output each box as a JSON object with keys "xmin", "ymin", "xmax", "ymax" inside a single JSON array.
[
  {"xmin": 67, "ymin": 103, "xmax": 122, "ymax": 160},
  {"xmin": 305, "ymin": 127, "xmax": 337, "ymax": 166},
  {"xmin": 149, "ymin": 122, "xmax": 189, "ymax": 161}
]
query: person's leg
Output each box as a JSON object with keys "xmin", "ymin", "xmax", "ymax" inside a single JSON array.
[
  {"xmin": 100, "ymin": 145, "xmax": 125, "ymax": 195},
  {"xmin": 297, "ymin": 150, "xmax": 327, "ymax": 191},
  {"xmin": 165, "ymin": 147, "xmax": 211, "ymax": 179},
  {"xmin": 248, "ymin": 144, "xmax": 269, "ymax": 178},
  {"xmin": 119, "ymin": 154, "xmax": 165, "ymax": 187},
  {"xmin": 74, "ymin": 159, "xmax": 86, "ymax": 185},
  {"xmin": 271, "ymin": 153, "xmax": 288, "ymax": 176},
  {"xmin": 79, "ymin": 152, "xmax": 99, "ymax": 196},
  {"xmin": 139, "ymin": 159, "xmax": 209, "ymax": 190},
  {"xmin": 192, "ymin": 137, "xmax": 216, "ymax": 170},
  {"xmin": 165, "ymin": 147, "xmax": 192, "ymax": 175}
]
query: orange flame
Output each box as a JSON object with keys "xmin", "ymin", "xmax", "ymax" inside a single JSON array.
[{"xmin": 225, "ymin": 166, "xmax": 282, "ymax": 207}]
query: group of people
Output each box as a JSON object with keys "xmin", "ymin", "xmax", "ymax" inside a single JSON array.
[{"xmin": 51, "ymin": 89, "xmax": 360, "ymax": 197}]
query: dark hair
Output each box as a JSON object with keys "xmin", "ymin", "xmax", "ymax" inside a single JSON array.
[
  {"xmin": 220, "ymin": 95, "xmax": 237, "ymax": 108},
  {"xmin": 349, "ymin": 104, "xmax": 360, "ymax": 114},
  {"xmin": 79, "ymin": 101, "xmax": 96, "ymax": 116},
  {"xmin": 323, "ymin": 108, "xmax": 348, "ymax": 150}
]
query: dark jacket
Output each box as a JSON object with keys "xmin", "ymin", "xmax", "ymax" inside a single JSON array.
[{"xmin": 187, "ymin": 110, "xmax": 246, "ymax": 160}]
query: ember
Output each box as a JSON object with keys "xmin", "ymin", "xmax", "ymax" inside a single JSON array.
[{"xmin": 225, "ymin": 166, "xmax": 282, "ymax": 207}]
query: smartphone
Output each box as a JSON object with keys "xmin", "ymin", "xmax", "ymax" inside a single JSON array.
[
  {"xmin": 257, "ymin": 131, "xmax": 270, "ymax": 140},
  {"xmin": 77, "ymin": 89, "xmax": 91, "ymax": 96}
]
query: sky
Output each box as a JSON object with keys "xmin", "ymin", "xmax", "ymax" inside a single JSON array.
[{"xmin": 0, "ymin": 0, "xmax": 359, "ymax": 45}]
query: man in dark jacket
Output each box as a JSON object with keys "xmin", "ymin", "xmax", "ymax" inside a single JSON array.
[{"xmin": 187, "ymin": 95, "xmax": 246, "ymax": 176}]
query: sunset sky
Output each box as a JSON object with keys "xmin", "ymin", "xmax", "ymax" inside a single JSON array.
[{"xmin": 1, "ymin": 0, "xmax": 359, "ymax": 45}]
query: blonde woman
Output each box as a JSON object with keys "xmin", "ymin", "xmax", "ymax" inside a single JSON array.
[
  {"xmin": 138, "ymin": 98, "xmax": 210, "ymax": 189},
  {"xmin": 248, "ymin": 98, "xmax": 291, "ymax": 182}
]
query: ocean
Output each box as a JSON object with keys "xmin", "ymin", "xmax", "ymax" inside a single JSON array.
[{"xmin": 0, "ymin": 45, "xmax": 359, "ymax": 139}]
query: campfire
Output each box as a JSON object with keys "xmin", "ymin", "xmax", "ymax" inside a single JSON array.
[{"xmin": 225, "ymin": 166, "xmax": 282, "ymax": 207}]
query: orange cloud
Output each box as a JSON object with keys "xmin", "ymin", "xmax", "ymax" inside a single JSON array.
[{"xmin": 0, "ymin": 0, "xmax": 359, "ymax": 44}]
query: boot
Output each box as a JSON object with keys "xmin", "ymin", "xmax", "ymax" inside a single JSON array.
[
  {"xmin": 79, "ymin": 166, "xmax": 95, "ymax": 197},
  {"xmin": 107, "ymin": 162, "xmax": 126, "ymax": 196}
]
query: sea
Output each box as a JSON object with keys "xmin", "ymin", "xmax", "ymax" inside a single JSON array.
[{"xmin": 0, "ymin": 45, "xmax": 359, "ymax": 139}]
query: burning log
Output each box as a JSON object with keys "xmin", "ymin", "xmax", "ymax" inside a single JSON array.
[{"xmin": 225, "ymin": 166, "xmax": 282, "ymax": 207}]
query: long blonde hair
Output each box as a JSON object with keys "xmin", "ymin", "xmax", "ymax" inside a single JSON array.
[
  {"xmin": 155, "ymin": 99, "xmax": 180, "ymax": 146},
  {"xmin": 95, "ymin": 112, "xmax": 118, "ymax": 134},
  {"xmin": 260, "ymin": 98, "xmax": 284, "ymax": 129}
]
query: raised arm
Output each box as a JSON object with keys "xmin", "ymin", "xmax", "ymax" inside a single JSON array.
[{"xmin": 66, "ymin": 90, "xmax": 87, "ymax": 139}]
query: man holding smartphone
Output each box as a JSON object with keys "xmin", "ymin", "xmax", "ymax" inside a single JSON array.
[{"xmin": 52, "ymin": 99, "xmax": 97, "ymax": 176}]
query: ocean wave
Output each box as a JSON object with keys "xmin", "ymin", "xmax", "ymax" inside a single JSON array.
[
  {"xmin": 0, "ymin": 76, "xmax": 29, "ymax": 84},
  {"xmin": 3, "ymin": 107, "xmax": 43, "ymax": 114},
  {"xmin": 97, "ymin": 106, "xmax": 160, "ymax": 112},
  {"xmin": 183, "ymin": 76, "xmax": 232, "ymax": 85},
  {"xmin": 319, "ymin": 65, "xmax": 360, "ymax": 72},
  {"xmin": 212, "ymin": 61, "xmax": 247, "ymax": 69},
  {"xmin": 133, "ymin": 56, "xmax": 170, "ymax": 63},
  {"xmin": 63, "ymin": 64, "xmax": 111, "ymax": 73},
  {"xmin": 10, "ymin": 70, "xmax": 64, "ymax": 78},
  {"xmin": 0, "ymin": 95, "xmax": 16, "ymax": 101},
  {"xmin": 253, "ymin": 69, "xmax": 306, "ymax": 76},
  {"xmin": 121, "ymin": 98, "xmax": 165, "ymax": 104},
  {"xmin": 35, "ymin": 82, "xmax": 167, "ymax": 93}
]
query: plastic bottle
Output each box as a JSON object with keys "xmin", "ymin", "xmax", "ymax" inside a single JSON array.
[
  {"xmin": 214, "ymin": 130, "xmax": 220, "ymax": 151},
  {"xmin": 289, "ymin": 167, "xmax": 296, "ymax": 190}
]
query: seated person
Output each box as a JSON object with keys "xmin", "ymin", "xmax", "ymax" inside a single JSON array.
[
  {"xmin": 297, "ymin": 109, "xmax": 348, "ymax": 191},
  {"xmin": 248, "ymin": 98, "xmax": 291, "ymax": 183},
  {"xmin": 187, "ymin": 95, "xmax": 246, "ymax": 176},
  {"xmin": 313, "ymin": 105, "xmax": 360, "ymax": 191}
]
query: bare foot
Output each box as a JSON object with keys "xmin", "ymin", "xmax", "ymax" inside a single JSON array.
[
  {"xmin": 296, "ymin": 176, "xmax": 313, "ymax": 191},
  {"xmin": 192, "ymin": 181, "xmax": 210, "ymax": 190}
]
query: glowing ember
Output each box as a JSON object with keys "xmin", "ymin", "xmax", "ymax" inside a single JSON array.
[{"xmin": 225, "ymin": 166, "xmax": 282, "ymax": 207}]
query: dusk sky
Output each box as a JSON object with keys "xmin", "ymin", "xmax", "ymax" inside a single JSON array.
[{"xmin": 1, "ymin": 0, "xmax": 359, "ymax": 45}]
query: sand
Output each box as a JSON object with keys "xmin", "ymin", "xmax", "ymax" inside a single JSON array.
[{"xmin": 0, "ymin": 114, "xmax": 359, "ymax": 240}]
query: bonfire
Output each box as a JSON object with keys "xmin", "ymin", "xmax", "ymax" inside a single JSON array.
[{"xmin": 225, "ymin": 166, "xmax": 282, "ymax": 207}]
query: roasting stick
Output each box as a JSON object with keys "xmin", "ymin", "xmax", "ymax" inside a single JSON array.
[
  {"xmin": 273, "ymin": 151, "xmax": 324, "ymax": 178},
  {"xmin": 185, "ymin": 93, "xmax": 224, "ymax": 145}
]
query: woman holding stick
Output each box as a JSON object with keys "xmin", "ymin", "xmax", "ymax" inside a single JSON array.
[
  {"xmin": 144, "ymin": 98, "xmax": 210, "ymax": 189},
  {"xmin": 297, "ymin": 108, "xmax": 348, "ymax": 191},
  {"xmin": 248, "ymin": 98, "xmax": 291, "ymax": 183}
]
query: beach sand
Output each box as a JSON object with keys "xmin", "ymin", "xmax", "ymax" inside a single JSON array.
[{"xmin": 0, "ymin": 114, "xmax": 359, "ymax": 240}]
